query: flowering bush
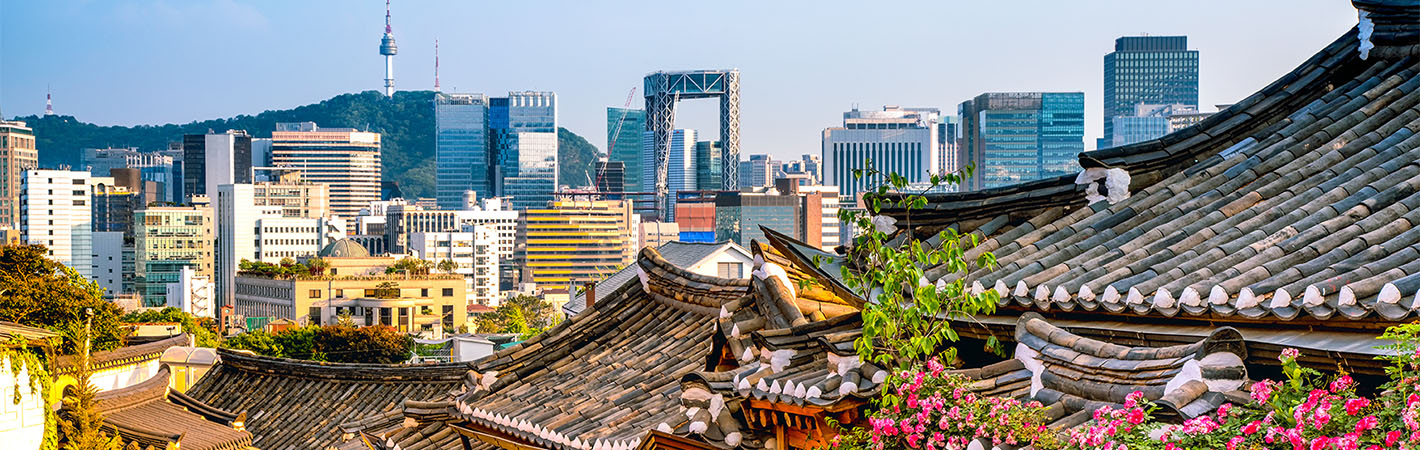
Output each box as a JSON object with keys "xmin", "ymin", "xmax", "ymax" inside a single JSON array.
[
  {"xmin": 1055, "ymin": 323, "xmax": 1420, "ymax": 450},
  {"xmin": 832, "ymin": 358, "xmax": 1057, "ymax": 450}
]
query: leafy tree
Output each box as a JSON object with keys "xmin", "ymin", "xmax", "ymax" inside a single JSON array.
[
  {"xmin": 475, "ymin": 295, "xmax": 560, "ymax": 339},
  {"xmin": 119, "ymin": 307, "xmax": 221, "ymax": 348},
  {"xmin": 305, "ymin": 257, "xmax": 330, "ymax": 276},
  {"xmin": 844, "ymin": 163, "xmax": 1000, "ymax": 372},
  {"xmin": 58, "ymin": 311, "xmax": 122, "ymax": 450},
  {"xmin": 222, "ymin": 324, "xmax": 412, "ymax": 364},
  {"xmin": 437, "ymin": 259, "xmax": 456, "ymax": 274},
  {"xmin": 0, "ymin": 245, "xmax": 127, "ymax": 354}
]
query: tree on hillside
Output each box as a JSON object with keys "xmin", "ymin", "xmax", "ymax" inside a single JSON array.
[
  {"xmin": 474, "ymin": 295, "xmax": 561, "ymax": 338},
  {"xmin": 222, "ymin": 324, "xmax": 412, "ymax": 364},
  {"xmin": 0, "ymin": 245, "xmax": 127, "ymax": 354},
  {"xmin": 558, "ymin": 127, "xmax": 600, "ymax": 188}
]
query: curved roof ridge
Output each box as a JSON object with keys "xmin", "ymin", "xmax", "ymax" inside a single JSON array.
[{"xmin": 213, "ymin": 348, "xmax": 473, "ymax": 382}]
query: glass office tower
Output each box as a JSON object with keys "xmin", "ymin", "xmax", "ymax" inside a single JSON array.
[
  {"xmin": 435, "ymin": 93, "xmax": 490, "ymax": 210},
  {"xmin": 1102, "ymin": 36, "xmax": 1199, "ymax": 146},
  {"xmin": 492, "ymin": 92, "xmax": 558, "ymax": 210},
  {"xmin": 606, "ymin": 107, "xmax": 645, "ymax": 193}
]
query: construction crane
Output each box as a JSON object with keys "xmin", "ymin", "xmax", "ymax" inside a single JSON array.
[{"xmin": 596, "ymin": 87, "xmax": 638, "ymax": 190}]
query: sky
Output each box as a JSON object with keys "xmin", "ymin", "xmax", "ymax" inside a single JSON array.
[{"xmin": 0, "ymin": 1, "xmax": 1359, "ymax": 159}]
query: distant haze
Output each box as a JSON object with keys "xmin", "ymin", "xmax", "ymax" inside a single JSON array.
[{"xmin": 1, "ymin": 1, "xmax": 1356, "ymax": 159}]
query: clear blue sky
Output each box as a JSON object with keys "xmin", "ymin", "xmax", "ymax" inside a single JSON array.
[{"xmin": 1, "ymin": 1, "xmax": 1357, "ymax": 158}]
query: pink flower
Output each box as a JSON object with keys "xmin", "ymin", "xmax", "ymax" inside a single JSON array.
[
  {"xmin": 1124, "ymin": 391, "xmax": 1144, "ymax": 409},
  {"xmin": 1345, "ymin": 398, "xmax": 1369, "ymax": 416},
  {"xmin": 1243, "ymin": 420, "xmax": 1261, "ymax": 435},
  {"xmin": 1330, "ymin": 375, "xmax": 1354, "ymax": 393},
  {"xmin": 1217, "ymin": 403, "xmax": 1232, "ymax": 419},
  {"xmin": 1227, "ymin": 435, "xmax": 1245, "ymax": 450},
  {"xmin": 1127, "ymin": 408, "xmax": 1146, "ymax": 425},
  {"xmin": 1281, "ymin": 348, "xmax": 1301, "ymax": 361},
  {"xmin": 1386, "ymin": 430, "xmax": 1402, "ymax": 446},
  {"xmin": 1354, "ymin": 415, "xmax": 1378, "ymax": 433},
  {"xmin": 1251, "ymin": 380, "xmax": 1276, "ymax": 404}
]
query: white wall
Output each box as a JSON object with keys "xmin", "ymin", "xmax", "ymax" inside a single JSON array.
[
  {"xmin": 0, "ymin": 356, "xmax": 47, "ymax": 450},
  {"xmin": 92, "ymin": 231, "xmax": 125, "ymax": 297}
]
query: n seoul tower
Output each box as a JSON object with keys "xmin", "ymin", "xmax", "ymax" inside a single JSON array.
[{"xmin": 379, "ymin": 0, "xmax": 398, "ymax": 96}]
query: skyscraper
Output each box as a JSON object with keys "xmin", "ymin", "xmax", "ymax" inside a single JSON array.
[
  {"xmin": 641, "ymin": 129, "xmax": 696, "ymax": 219},
  {"xmin": 0, "ymin": 119, "xmax": 38, "ymax": 230},
  {"xmin": 1102, "ymin": 36, "xmax": 1199, "ymax": 146},
  {"xmin": 271, "ymin": 122, "xmax": 382, "ymax": 218},
  {"xmin": 491, "ymin": 92, "xmax": 558, "ymax": 210},
  {"xmin": 958, "ymin": 92, "xmax": 1084, "ymax": 190},
  {"xmin": 435, "ymin": 93, "xmax": 491, "ymax": 209},
  {"xmin": 822, "ymin": 106, "xmax": 941, "ymax": 200},
  {"xmin": 182, "ymin": 130, "xmax": 253, "ymax": 200},
  {"xmin": 606, "ymin": 107, "xmax": 645, "ymax": 193},
  {"xmin": 694, "ymin": 141, "xmax": 722, "ymax": 192}
]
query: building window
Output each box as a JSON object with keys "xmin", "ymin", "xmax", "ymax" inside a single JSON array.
[
  {"xmin": 309, "ymin": 289, "xmax": 321, "ymax": 299},
  {"xmin": 718, "ymin": 262, "xmax": 743, "ymax": 278},
  {"xmin": 309, "ymin": 307, "xmax": 322, "ymax": 326},
  {"xmin": 421, "ymin": 288, "xmax": 429, "ymax": 297},
  {"xmin": 442, "ymin": 288, "xmax": 454, "ymax": 297}
]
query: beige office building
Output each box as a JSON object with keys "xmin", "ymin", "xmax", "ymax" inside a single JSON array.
[
  {"xmin": 523, "ymin": 200, "xmax": 636, "ymax": 290},
  {"xmin": 0, "ymin": 120, "xmax": 38, "ymax": 229},
  {"xmin": 271, "ymin": 122, "xmax": 380, "ymax": 218}
]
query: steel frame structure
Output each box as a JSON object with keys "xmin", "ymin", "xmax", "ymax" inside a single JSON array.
[{"xmin": 644, "ymin": 69, "xmax": 740, "ymax": 221}]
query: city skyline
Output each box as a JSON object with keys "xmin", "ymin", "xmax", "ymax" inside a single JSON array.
[{"xmin": 1, "ymin": 1, "xmax": 1354, "ymax": 161}]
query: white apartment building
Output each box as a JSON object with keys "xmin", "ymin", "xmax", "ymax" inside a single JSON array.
[
  {"xmin": 799, "ymin": 185, "xmax": 843, "ymax": 251},
  {"xmin": 409, "ymin": 225, "xmax": 501, "ymax": 307},
  {"xmin": 20, "ymin": 169, "xmax": 103, "ymax": 279},
  {"xmin": 165, "ymin": 266, "xmax": 215, "ymax": 318}
]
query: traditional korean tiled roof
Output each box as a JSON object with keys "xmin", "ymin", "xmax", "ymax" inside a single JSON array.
[
  {"xmin": 183, "ymin": 349, "xmax": 476, "ymax": 450},
  {"xmin": 335, "ymin": 399, "xmax": 466, "ymax": 450},
  {"xmin": 863, "ymin": 7, "xmax": 1420, "ymax": 330},
  {"xmin": 955, "ymin": 313, "xmax": 1249, "ymax": 430},
  {"xmin": 0, "ymin": 321, "xmax": 58, "ymax": 346},
  {"xmin": 86, "ymin": 365, "xmax": 255, "ymax": 450},
  {"xmin": 441, "ymin": 246, "xmax": 751, "ymax": 450},
  {"xmin": 55, "ymin": 333, "xmax": 191, "ymax": 374}
]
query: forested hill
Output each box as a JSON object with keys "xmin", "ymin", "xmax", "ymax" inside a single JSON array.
[{"xmin": 15, "ymin": 90, "xmax": 601, "ymax": 199}]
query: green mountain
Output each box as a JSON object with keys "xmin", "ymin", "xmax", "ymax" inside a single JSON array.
[{"xmin": 14, "ymin": 90, "xmax": 602, "ymax": 199}]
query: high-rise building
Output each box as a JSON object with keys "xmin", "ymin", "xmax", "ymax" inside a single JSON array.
[
  {"xmin": 0, "ymin": 119, "xmax": 38, "ymax": 229},
  {"xmin": 822, "ymin": 106, "xmax": 941, "ymax": 200},
  {"xmin": 491, "ymin": 92, "xmax": 558, "ymax": 210},
  {"xmin": 217, "ymin": 184, "xmax": 280, "ymax": 314},
  {"xmin": 642, "ymin": 129, "xmax": 696, "ymax": 219},
  {"xmin": 938, "ymin": 117, "xmax": 960, "ymax": 176},
  {"xmin": 594, "ymin": 160, "xmax": 625, "ymax": 197},
  {"xmin": 694, "ymin": 141, "xmax": 722, "ymax": 193},
  {"xmin": 958, "ymin": 92, "xmax": 1084, "ymax": 190},
  {"xmin": 135, "ymin": 205, "xmax": 214, "ymax": 308},
  {"xmin": 271, "ymin": 122, "xmax": 382, "ymax": 218},
  {"xmin": 254, "ymin": 216, "xmax": 343, "ymax": 262},
  {"xmin": 738, "ymin": 154, "xmax": 781, "ymax": 191},
  {"xmin": 92, "ymin": 231, "xmax": 125, "ymax": 298},
  {"xmin": 435, "ymin": 93, "xmax": 491, "ymax": 209},
  {"xmin": 252, "ymin": 172, "xmax": 330, "ymax": 219},
  {"xmin": 714, "ymin": 181, "xmax": 839, "ymax": 250},
  {"xmin": 522, "ymin": 200, "xmax": 636, "ymax": 290},
  {"xmin": 606, "ymin": 107, "xmax": 645, "ymax": 193},
  {"xmin": 20, "ymin": 170, "xmax": 100, "ymax": 279},
  {"xmin": 183, "ymin": 130, "xmax": 253, "ymax": 200},
  {"xmin": 1102, "ymin": 36, "xmax": 1199, "ymax": 146},
  {"xmin": 781, "ymin": 154, "xmax": 823, "ymax": 184},
  {"xmin": 1110, "ymin": 103, "xmax": 1201, "ymax": 147}
]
